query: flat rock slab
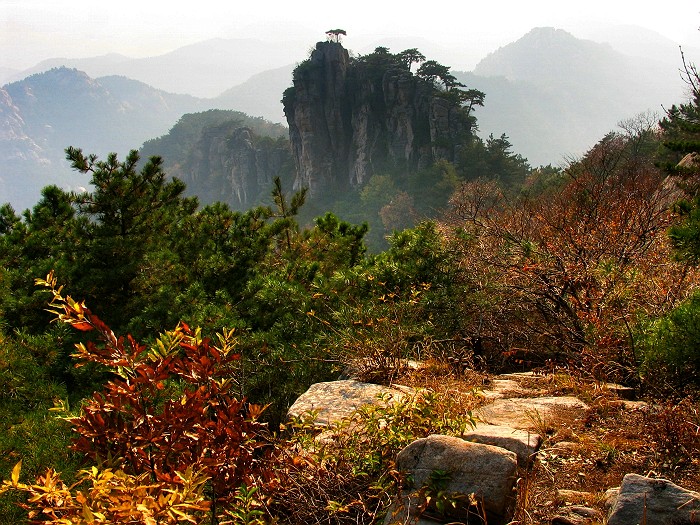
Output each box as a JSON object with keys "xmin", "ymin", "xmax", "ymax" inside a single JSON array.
[
  {"xmin": 600, "ymin": 382, "xmax": 636, "ymax": 400},
  {"xmin": 287, "ymin": 379, "xmax": 412, "ymax": 426},
  {"xmin": 607, "ymin": 473, "xmax": 700, "ymax": 525},
  {"xmin": 481, "ymin": 378, "xmax": 543, "ymax": 400},
  {"xmin": 390, "ymin": 434, "xmax": 518, "ymax": 525},
  {"xmin": 476, "ymin": 396, "xmax": 589, "ymax": 431},
  {"xmin": 496, "ymin": 371, "xmax": 545, "ymax": 381},
  {"xmin": 463, "ymin": 423, "xmax": 542, "ymax": 467}
]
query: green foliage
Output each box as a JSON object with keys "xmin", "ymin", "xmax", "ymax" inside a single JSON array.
[
  {"xmin": 66, "ymin": 147, "xmax": 198, "ymax": 331},
  {"xmin": 638, "ymin": 290, "xmax": 700, "ymax": 391},
  {"xmin": 408, "ymin": 160, "xmax": 460, "ymax": 216},
  {"xmin": 669, "ymin": 196, "xmax": 700, "ymax": 263},
  {"xmin": 457, "ymin": 133, "xmax": 531, "ymax": 190},
  {"xmin": 0, "ymin": 325, "xmax": 82, "ymax": 522},
  {"xmin": 658, "ymin": 54, "xmax": 700, "ymax": 174},
  {"xmin": 325, "ymin": 29, "xmax": 347, "ymax": 43},
  {"xmin": 416, "ymin": 60, "xmax": 462, "ymax": 90},
  {"xmin": 396, "ymin": 48, "xmax": 426, "ymax": 71}
]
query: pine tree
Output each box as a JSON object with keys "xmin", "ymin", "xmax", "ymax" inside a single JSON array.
[{"xmin": 66, "ymin": 147, "xmax": 198, "ymax": 328}]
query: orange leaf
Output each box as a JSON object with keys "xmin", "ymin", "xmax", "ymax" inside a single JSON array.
[{"xmin": 71, "ymin": 321, "xmax": 93, "ymax": 331}]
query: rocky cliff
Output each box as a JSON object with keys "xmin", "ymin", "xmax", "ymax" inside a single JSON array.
[
  {"xmin": 139, "ymin": 110, "xmax": 292, "ymax": 210},
  {"xmin": 183, "ymin": 124, "xmax": 292, "ymax": 208},
  {"xmin": 282, "ymin": 41, "xmax": 475, "ymax": 198}
]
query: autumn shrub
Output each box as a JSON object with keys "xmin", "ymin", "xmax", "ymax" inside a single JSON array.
[
  {"xmin": 1, "ymin": 271, "xmax": 282, "ymax": 523},
  {"xmin": 1, "ymin": 463, "xmax": 212, "ymax": 524},
  {"xmin": 642, "ymin": 398, "xmax": 700, "ymax": 470},
  {"xmin": 443, "ymin": 129, "xmax": 698, "ymax": 381}
]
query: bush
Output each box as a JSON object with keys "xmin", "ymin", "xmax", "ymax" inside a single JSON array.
[
  {"xmin": 0, "ymin": 272, "xmax": 281, "ymax": 523},
  {"xmin": 638, "ymin": 290, "xmax": 700, "ymax": 393}
]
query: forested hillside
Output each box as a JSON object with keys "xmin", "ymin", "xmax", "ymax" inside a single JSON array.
[{"xmin": 0, "ymin": 38, "xmax": 699, "ymax": 525}]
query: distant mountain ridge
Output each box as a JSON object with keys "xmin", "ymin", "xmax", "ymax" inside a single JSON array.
[
  {"xmin": 462, "ymin": 27, "xmax": 687, "ymax": 164},
  {"xmin": 0, "ymin": 67, "xmax": 210, "ymax": 211},
  {"xmin": 5, "ymin": 38, "xmax": 308, "ymax": 98},
  {"xmin": 1, "ymin": 26, "xmax": 695, "ymax": 211}
]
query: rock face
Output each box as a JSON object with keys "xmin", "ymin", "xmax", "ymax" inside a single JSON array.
[
  {"xmin": 607, "ymin": 473, "xmax": 700, "ymax": 525},
  {"xmin": 185, "ymin": 124, "xmax": 291, "ymax": 208},
  {"xmin": 283, "ymin": 41, "xmax": 473, "ymax": 198},
  {"xmin": 388, "ymin": 434, "xmax": 518, "ymax": 525}
]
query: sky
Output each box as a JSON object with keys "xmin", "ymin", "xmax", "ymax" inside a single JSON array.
[{"xmin": 2, "ymin": 0, "xmax": 700, "ymax": 71}]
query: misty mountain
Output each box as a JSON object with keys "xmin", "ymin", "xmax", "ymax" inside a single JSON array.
[
  {"xmin": 458, "ymin": 27, "xmax": 688, "ymax": 165},
  {"xmin": 2, "ymin": 26, "xmax": 694, "ymax": 211},
  {"xmin": 0, "ymin": 67, "xmax": 20, "ymax": 87},
  {"xmin": 8, "ymin": 38, "xmax": 311, "ymax": 98},
  {"xmin": 0, "ymin": 67, "xmax": 210, "ymax": 211},
  {"xmin": 140, "ymin": 110, "xmax": 292, "ymax": 210},
  {"xmin": 207, "ymin": 27, "xmax": 692, "ymax": 165},
  {"xmin": 579, "ymin": 24, "xmax": 700, "ymax": 66}
]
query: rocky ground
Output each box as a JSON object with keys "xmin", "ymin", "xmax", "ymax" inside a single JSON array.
[{"xmin": 288, "ymin": 363, "xmax": 700, "ymax": 524}]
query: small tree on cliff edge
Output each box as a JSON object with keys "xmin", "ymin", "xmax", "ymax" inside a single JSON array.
[{"xmin": 326, "ymin": 29, "xmax": 346, "ymax": 43}]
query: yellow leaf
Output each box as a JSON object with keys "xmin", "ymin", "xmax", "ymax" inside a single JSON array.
[
  {"xmin": 11, "ymin": 461, "xmax": 21, "ymax": 487},
  {"xmin": 82, "ymin": 503, "xmax": 94, "ymax": 521}
]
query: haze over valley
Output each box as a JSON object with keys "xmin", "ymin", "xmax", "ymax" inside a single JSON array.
[{"xmin": 1, "ymin": 2, "xmax": 699, "ymax": 211}]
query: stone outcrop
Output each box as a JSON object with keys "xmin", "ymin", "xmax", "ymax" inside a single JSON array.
[
  {"xmin": 283, "ymin": 41, "xmax": 473, "ymax": 198},
  {"xmin": 388, "ymin": 434, "xmax": 518, "ymax": 525},
  {"xmin": 287, "ymin": 379, "xmax": 413, "ymax": 427},
  {"xmin": 607, "ymin": 473, "xmax": 700, "ymax": 525},
  {"xmin": 286, "ymin": 373, "xmax": 699, "ymax": 525}
]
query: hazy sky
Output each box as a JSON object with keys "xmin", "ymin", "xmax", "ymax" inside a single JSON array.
[{"xmin": 2, "ymin": 0, "xmax": 700, "ymax": 70}]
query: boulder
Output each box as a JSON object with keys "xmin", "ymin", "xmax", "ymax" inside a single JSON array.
[
  {"xmin": 551, "ymin": 505, "xmax": 601, "ymax": 524},
  {"xmin": 463, "ymin": 423, "xmax": 542, "ymax": 467},
  {"xmin": 387, "ymin": 434, "xmax": 518, "ymax": 525},
  {"xmin": 600, "ymin": 382, "xmax": 636, "ymax": 400},
  {"xmin": 287, "ymin": 379, "xmax": 412, "ymax": 427},
  {"xmin": 607, "ymin": 473, "xmax": 700, "ymax": 525}
]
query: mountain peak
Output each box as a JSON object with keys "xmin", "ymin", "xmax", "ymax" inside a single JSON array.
[{"xmin": 473, "ymin": 27, "xmax": 621, "ymax": 84}]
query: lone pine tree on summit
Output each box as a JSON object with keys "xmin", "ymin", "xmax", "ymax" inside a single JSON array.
[{"xmin": 326, "ymin": 29, "xmax": 346, "ymax": 42}]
